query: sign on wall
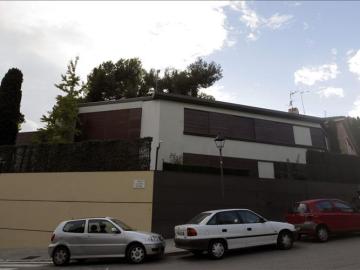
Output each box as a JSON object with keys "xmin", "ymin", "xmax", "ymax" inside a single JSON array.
[{"xmin": 133, "ymin": 179, "xmax": 146, "ymax": 189}]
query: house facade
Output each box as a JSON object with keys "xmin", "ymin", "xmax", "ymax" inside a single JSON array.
[{"xmin": 78, "ymin": 93, "xmax": 327, "ymax": 179}]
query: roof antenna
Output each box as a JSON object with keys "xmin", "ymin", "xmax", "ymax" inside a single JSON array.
[{"xmin": 299, "ymin": 90, "xmax": 310, "ymax": 115}]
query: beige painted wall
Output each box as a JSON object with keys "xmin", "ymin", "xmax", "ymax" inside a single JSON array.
[{"xmin": 0, "ymin": 171, "xmax": 154, "ymax": 248}]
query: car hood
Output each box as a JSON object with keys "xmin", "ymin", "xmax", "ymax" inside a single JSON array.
[
  {"xmin": 126, "ymin": 230, "xmax": 162, "ymax": 239},
  {"xmin": 267, "ymin": 221, "xmax": 296, "ymax": 232}
]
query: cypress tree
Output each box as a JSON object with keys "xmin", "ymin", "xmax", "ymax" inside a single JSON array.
[{"xmin": 0, "ymin": 68, "xmax": 24, "ymax": 145}]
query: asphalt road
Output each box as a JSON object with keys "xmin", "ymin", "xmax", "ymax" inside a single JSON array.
[{"xmin": 3, "ymin": 235, "xmax": 360, "ymax": 270}]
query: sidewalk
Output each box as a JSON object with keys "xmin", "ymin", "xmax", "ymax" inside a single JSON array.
[{"xmin": 0, "ymin": 239, "xmax": 185, "ymax": 262}]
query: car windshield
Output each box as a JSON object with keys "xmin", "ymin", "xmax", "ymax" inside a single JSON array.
[
  {"xmin": 186, "ymin": 212, "xmax": 212, "ymax": 224},
  {"xmin": 111, "ymin": 219, "xmax": 133, "ymax": 231}
]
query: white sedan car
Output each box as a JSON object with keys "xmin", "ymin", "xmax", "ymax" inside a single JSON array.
[{"xmin": 174, "ymin": 209, "xmax": 296, "ymax": 259}]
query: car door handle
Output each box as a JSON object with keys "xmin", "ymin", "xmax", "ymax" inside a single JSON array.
[
  {"xmin": 247, "ymin": 228, "xmax": 252, "ymax": 231},
  {"xmin": 222, "ymin": 229, "xmax": 227, "ymax": 232}
]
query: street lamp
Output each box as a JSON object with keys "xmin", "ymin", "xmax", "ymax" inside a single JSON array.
[{"xmin": 214, "ymin": 134, "xmax": 225, "ymax": 200}]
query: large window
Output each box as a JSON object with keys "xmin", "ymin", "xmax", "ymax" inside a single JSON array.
[
  {"xmin": 238, "ymin": 210, "xmax": 263, "ymax": 224},
  {"xmin": 208, "ymin": 211, "xmax": 242, "ymax": 225},
  {"xmin": 310, "ymin": 128, "xmax": 327, "ymax": 149},
  {"xmin": 333, "ymin": 201, "xmax": 354, "ymax": 213},
  {"xmin": 316, "ymin": 201, "xmax": 334, "ymax": 212}
]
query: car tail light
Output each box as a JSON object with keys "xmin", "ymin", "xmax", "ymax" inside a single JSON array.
[
  {"xmin": 51, "ymin": 234, "xmax": 55, "ymax": 242},
  {"xmin": 187, "ymin": 228, "xmax": 197, "ymax": 237}
]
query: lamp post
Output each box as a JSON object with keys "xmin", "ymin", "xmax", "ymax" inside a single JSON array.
[{"xmin": 214, "ymin": 134, "xmax": 225, "ymax": 200}]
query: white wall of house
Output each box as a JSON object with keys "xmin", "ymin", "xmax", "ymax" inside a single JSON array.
[
  {"xmin": 293, "ymin": 126, "xmax": 312, "ymax": 146},
  {"xmin": 79, "ymin": 98, "xmax": 324, "ymax": 171},
  {"xmin": 153, "ymin": 100, "xmax": 320, "ymax": 170},
  {"xmin": 258, "ymin": 161, "xmax": 275, "ymax": 179}
]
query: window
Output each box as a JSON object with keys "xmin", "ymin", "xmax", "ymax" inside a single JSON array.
[
  {"xmin": 63, "ymin": 220, "xmax": 85, "ymax": 233},
  {"xmin": 111, "ymin": 219, "xmax": 133, "ymax": 231},
  {"xmin": 292, "ymin": 203, "xmax": 309, "ymax": 214},
  {"xmin": 187, "ymin": 213, "xmax": 212, "ymax": 225},
  {"xmin": 316, "ymin": 201, "xmax": 334, "ymax": 212},
  {"xmin": 88, "ymin": 219, "xmax": 117, "ymax": 234},
  {"xmin": 333, "ymin": 201, "xmax": 354, "ymax": 213},
  {"xmin": 207, "ymin": 211, "xmax": 241, "ymax": 225},
  {"xmin": 238, "ymin": 210, "xmax": 263, "ymax": 224}
]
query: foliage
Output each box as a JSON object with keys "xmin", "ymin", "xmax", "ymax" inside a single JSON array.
[
  {"xmin": 0, "ymin": 138, "xmax": 152, "ymax": 173},
  {"xmin": 0, "ymin": 68, "xmax": 24, "ymax": 145},
  {"xmin": 85, "ymin": 58, "xmax": 222, "ymax": 102},
  {"xmin": 35, "ymin": 57, "xmax": 83, "ymax": 143}
]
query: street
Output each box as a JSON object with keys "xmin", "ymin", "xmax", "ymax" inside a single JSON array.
[{"xmin": 2, "ymin": 235, "xmax": 360, "ymax": 270}]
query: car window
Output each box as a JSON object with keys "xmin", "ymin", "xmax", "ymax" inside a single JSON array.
[
  {"xmin": 208, "ymin": 211, "xmax": 241, "ymax": 225},
  {"xmin": 63, "ymin": 220, "xmax": 85, "ymax": 233},
  {"xmin": 187, "ymin": 213, "xmax": 212, "ymax": 224},
  {"xmin": 292, "ymin": 203, "xmax": 309, "ymax": 214},
  {"xmin": 238, "ymin": 210, "xmax": 262, "ymax": 224},
  {"xmin": 333, "ymin": 201, "xmax": 354, "ymax": 213},
  {"xmin": 316, "ymin": 201, "xmax": 334, "ymax": 212},
  {"xmin": 88, "ymin": 219, "xmax": 117, "ymax": 234}
]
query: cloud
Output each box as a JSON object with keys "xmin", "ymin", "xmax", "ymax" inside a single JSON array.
[
  {"xmin": 303, "ymin": 22, "xmax": 309, "ymax": 30},
  {"xmin": 199, "ymin": 84, "xmax": 240, "ymax": 103},
  {"xmin": 318, "ymin": 87, "xmax": 344, "ymax": 98},
  {"xmin": 230, "ymin": 1, "xmax": 293, "ymax": 41},
  {"xmin": 348, "ymin": 49, "xmax": 360, "ymax": 80},
  {"xmin": 0, "ymin": 1, "xmax": 230, "ymax": 130},
  {"xmin": 294, "ymin": 63, "xmax": 339, "ymax": 86},
  {"xmin": 349, "ymin": 97, "xmax": 360, "ymax": 117}
]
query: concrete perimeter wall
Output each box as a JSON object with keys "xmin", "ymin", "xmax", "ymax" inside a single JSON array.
[{"xmin": 0, "ymin": 171, "xmax": 154, "ymax": 248}]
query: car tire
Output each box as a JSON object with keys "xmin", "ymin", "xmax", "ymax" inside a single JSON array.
[
  {"xmin": 277, "ymin": 230, "xmax": 294, "ymax": 250},
  {"xmin": 208, "ymin": 240, "xmax": 226, "ymax": 259},
  {"xmin": 127, "ymin": 243, "xmax": 146, "ymax": 264},
  {"xmin": 316, "ymin": 225, "xmax": 329, "ymax": 242},
  {"xmin": 52, "ymin": 246, "xmax": 70, "ymax": 266}
]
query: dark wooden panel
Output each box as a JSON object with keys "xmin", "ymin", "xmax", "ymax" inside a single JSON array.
[
  {"xmin": 183, "ymin": 153, "xmax": 258, "ymax": 177},
  {"xmin": 184, "ymin": 109, "xmax": 209, "ymax": 135},
  {"xmin": 209, "ymin": 112, "xmax": 255, "ymax": 140},
  {"xmin": 255, "ymin": 119, "xmax": 295, "ymax": 145},
  {"xmin": 78, "ymin": 108, "xmax": 142, "ymax": 141},
  {"xmin": 310, "ymin": 127, "xmax": 327, "ymax": 149}
]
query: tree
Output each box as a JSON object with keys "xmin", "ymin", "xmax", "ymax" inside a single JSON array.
[
  {"xmin": 0, "ymin": 68, "xmax": 24, "ymax": 145},
  {"xmin": 35, "ymin": 57, "xmax": 83, "ymax": 143},
  {"xmin": 85, "ymin": 57, "xmax": 222, "ymax": 102}
]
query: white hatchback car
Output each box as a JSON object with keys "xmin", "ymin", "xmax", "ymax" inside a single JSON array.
[{"xmin": 174, "ymin": 209, "xmax": 296, "ymax": 259}]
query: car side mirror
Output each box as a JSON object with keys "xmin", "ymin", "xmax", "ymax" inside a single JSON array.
[
  {"xmin": 111, "ymin": 227, "xmax": 120, "ymax": 234},
  {"xmin": 260, "ymin": 218, "xmax": 266, "ymax": 223}
]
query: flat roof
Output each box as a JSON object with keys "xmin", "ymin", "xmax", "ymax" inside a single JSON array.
[{"xmin": 79, "ymin": 92, "xmax": 324, "ymax": 124}]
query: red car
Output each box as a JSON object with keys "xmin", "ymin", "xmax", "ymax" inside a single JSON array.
[{"xmin": 286, "ymin": 198, "xmax": 360, "ymax": 242}]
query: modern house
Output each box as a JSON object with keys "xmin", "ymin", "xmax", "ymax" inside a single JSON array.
[{"xmin": 77, "ymin": 93, "xmax": 328, "ymax": 179}]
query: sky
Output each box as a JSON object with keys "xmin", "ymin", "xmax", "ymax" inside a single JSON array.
[{"xmin": 0, "ymin": 1, "xmax": 360, "ymax": 131}]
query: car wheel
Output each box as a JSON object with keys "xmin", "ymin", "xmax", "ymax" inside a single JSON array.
[
  {"xmin": 52, "ymin": 246, "xmax": 70, "ymax": 266},
  {"xmin": 127, "ymin": 244, "xmax": 146, "ymax": 264},
  {"xmin": 277, "ymin": 230, "xmax": 294, "ymax": 250},
  {"xmin": 316, "ymin": 225, "xmax": 329, "ymax": 242},
  {"xmin": 208, "ymin": 240, "xmax": 226, "ymax": 259}
]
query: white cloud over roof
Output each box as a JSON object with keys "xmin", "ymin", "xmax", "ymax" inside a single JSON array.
[
  {"xmin": 318, "ymin": 87, "xmax": 344, "ymax": 98},
  {"xmin": 348, "ymin": 49, "xmax": 360, "ymax": 80},
  {"xmin": 294, "ymin": 63, "xmax": 339, "ymax": 86}
]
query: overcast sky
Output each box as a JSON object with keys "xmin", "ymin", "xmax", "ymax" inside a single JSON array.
[{"xmin": 1, "ymin": 1, "xmax": 360, "ymax": 131}]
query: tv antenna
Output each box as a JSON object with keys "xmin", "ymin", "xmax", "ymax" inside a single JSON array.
[
  {"xmin": 299, "ymin": 90, "xmax": 310, "ymax": 115},
  {"xmin": 289, "ymin": 91, "xmax": 298, "ymax": 109}
]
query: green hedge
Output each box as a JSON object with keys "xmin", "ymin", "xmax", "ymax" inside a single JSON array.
[{"xmin": 0, "ymin": 137, "xmax": 152, "ymax": 173}]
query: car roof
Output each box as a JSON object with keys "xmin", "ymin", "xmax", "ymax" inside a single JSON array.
[
  {"xmin": 62, "ymin": 217, "xmax": 114, "ymax": 222},
  {"xmin": 298, "ymin": 198, "xmax": 344, "ymax": 204},
  {"xmin": 202, "ymin": 208, "xmax": 250, "ymax": 214}
]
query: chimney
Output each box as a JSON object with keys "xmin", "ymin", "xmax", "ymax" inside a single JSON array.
[{"xmin": 288, "ymin": 107, "xmax": 299, "ymax": 114}]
